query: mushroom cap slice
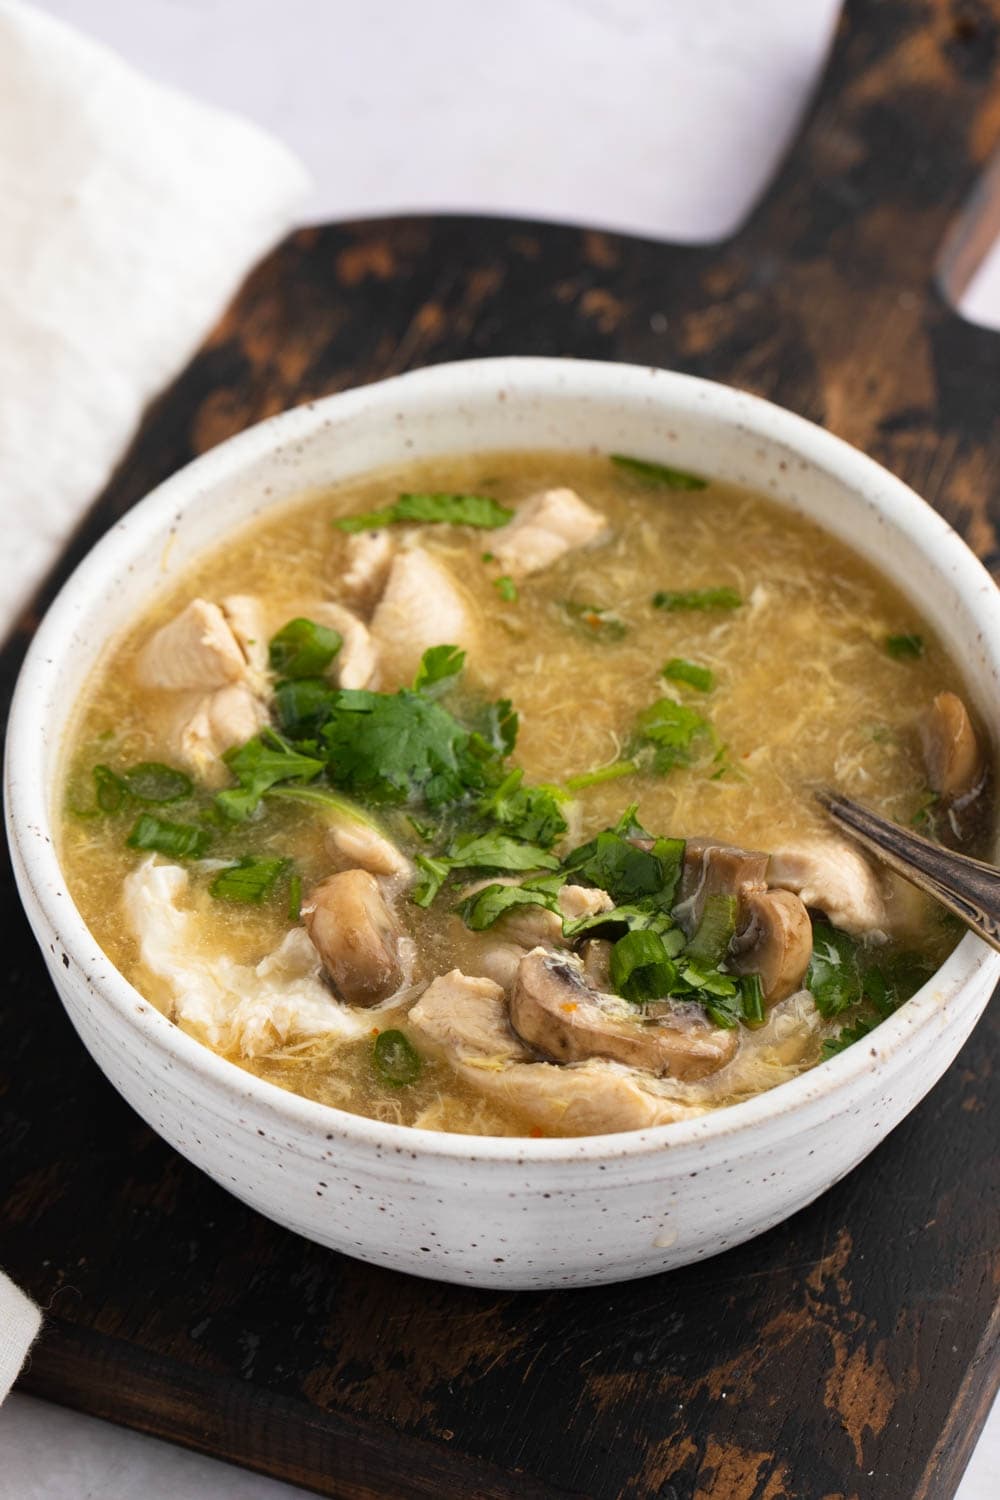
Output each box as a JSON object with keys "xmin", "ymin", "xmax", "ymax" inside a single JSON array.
[
  {"xmin": 407, "ymin": 969, "xmax": 705, "ymax": 1135},
  {"xmin": 919, "ymin": 691, "xmax": 985, "ymax": 804},
  {"xmin": 510, "ymin": 950, "xmax": 737, "ymax": 1081},
  {"xmin": 729, "ymin": 889, "xmax": 813, "ymax": 1004},
  {"xmin": 674, "ymin": 838, "xmax": 769, "ymax": 932},
  {"xmin": 302, "ymin": 869, "xmax": 405, "ymax": 1006}
]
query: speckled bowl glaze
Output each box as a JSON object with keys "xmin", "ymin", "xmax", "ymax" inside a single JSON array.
[{"xmin": 6, "ymin": 358, "xmax": 1000, "ymax": 1289}]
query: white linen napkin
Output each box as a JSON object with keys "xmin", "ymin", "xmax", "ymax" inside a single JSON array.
[
  {"xmin": 0, "ymin": 0, "xmax": 309, "ymax": 1396},
  {"xmin": 0, "ymin": 0, "xmax": 310, "ymax": 638}
]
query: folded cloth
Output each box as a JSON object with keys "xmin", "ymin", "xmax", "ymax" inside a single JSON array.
[
  {"xmin": 0, "ymin": 0, "xmax": 310, "ymax": 639},
  {"xmin": 0, "ymin": 1274, "xmax": 41, "ymax": 1401},
  {"xmin": 0, "ymin": 0, "xmax": 309, "ymax": 1396}
]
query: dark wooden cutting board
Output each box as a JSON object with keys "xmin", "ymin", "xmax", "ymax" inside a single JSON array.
[{"xmin": 4, "ymin": 2, "xmax": 1000, "ymax": 1496}]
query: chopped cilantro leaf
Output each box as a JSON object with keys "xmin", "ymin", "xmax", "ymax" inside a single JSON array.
[
  {"xmin": 806, "ymin": 923, "xmax": 863, "ymax": 1018},
  {"xmin": 447, "ymin": 831, "xmax": 560, "ymax": 873},
  {"xmin": 494, "ymin": 575, "xmax": 518, "ymax": 602},
  {"xmin": 210, "ymin": 856, "xmax": 290, "ymax": 903},
  {"xmin": 321, "ymin": 688, "xmax": 471, "ymax": 807},
  {"xmin": 475, "ymin": 769, "xmax": 567, "ymax": 848},
  {"xmin": 268, "ymin": 617, "xmax": 342, "ymax": 678},
  {"xmin": 610, "ymin": 929, "xmax": 679, "ymax": 1003},
  {"xmin": 413, "ymin": 644, "xmax": 466, "ymax": 696},
  {"xmin": 652, "ymin": 587, "xmax": 742, "ymax": 612},
  {"xmin": 822, "ymin": 1017, "xmax": 878, "ymax": 1058},
  {"xmin": 458, "ymin": 881, "xmax": 561, "ymax": 931},
  {"xmin": 563, "ymin": 830, "xmax": 684, "ymax": 906},
  {"xmin": 632, "ymin": 698, "xmax": 714, "ymax": 773},
  {"xmin": 216, "ymin": 732, "xmax": 324, "ymax": 822},
  {"xmin": 412, "ymin": 854, "xmax": 453, "ymax": 908},
  {"xmin": 611, "ymin": 453, "xmax": 708, "ymax": 491}
]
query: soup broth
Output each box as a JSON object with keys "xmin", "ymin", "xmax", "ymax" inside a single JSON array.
[{"xmin": 60, "ymin": 450, "xmax": 990, "ymax": 1136}]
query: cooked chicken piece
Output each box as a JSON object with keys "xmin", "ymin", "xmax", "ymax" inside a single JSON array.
[
  {"xmin": 136, "ymin": 598, "xmax": 247, "ymax": 691},
  {"xmin": 558, "ymin": 885, "xmax": 615, "ymax": 921},
  {"xmin": 369, "ymin": 549, "xmax": 477, "ymax": 686},
  {"xmin": 674, "ymin": 838, "xmax": 769, "ymax": 933},
  {"xmin": 219, "ymin": 594, "xmax": 269, "ymax": 681},
  {"xmin": 407, "ymin": 969, "xmax": 705, "ymax": 1135},
  {"xmin": 920, "ymin": 691, "xmax": 985, "ymax": 804},
  {"xmin": 730, "ymin": 889, "xmax": 813, "ymax": 1003},
  {"xmin": 510, "ymin": 950, "xmax": 737, "ymax": 1080},
  {"xmin": 175, "ymin": 682, "xmax": 268, "ymax": 785},
  {"xmin": 769, "ymin": 837, "xmax": 886, "ymax": 936},
  {"xmin": 341, "ymin": 530, "xmax": 396, "ymax": 614},
  {"xmin": 307, "ymin": 601, "xmax": 380, "ymax": 690},
  {"xmin": 471, "ymin": 939, "xmax": 530, "ymax": 990},
  {"xmin": 302, "ymin": 869, "xmax": 407, "ymax": 1005},
  {"xmin": 323, "ymin": 811, "xmax": 412, "ymax": 882},
  {"xmin": 491, "ymin": 487, "xmax": 607, "ymax": 578}
]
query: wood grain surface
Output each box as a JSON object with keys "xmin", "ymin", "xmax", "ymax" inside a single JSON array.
[{"xmin": 3, "ymin": 2, "xmax": 1000, "ymax": 1496}]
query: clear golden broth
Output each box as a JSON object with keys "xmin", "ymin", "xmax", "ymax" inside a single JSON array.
[{"xmin": 60, "ymin": 450, "xmax": 975, "ymax": 1135}]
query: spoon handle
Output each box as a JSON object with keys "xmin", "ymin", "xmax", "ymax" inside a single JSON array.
[{"xmin": 816, "ymin": 789, "xmax": 1000, "ymax": 955}]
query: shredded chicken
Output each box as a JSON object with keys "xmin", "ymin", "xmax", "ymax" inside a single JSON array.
[{"xmin": 491, "ymin": 487, "xmax": 607, "ymax": 577}]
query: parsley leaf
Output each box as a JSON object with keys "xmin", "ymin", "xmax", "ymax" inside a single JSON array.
[{"xmin": 611, "ymin": 453, "xmax": 708, "ymax": 491}]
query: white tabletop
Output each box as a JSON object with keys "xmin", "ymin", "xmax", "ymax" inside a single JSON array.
[{"xmin": 1, "ymin": 2, "xmax": 997, "ymax": 1495}]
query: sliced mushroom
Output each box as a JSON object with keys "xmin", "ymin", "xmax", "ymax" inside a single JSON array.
[
  {"xmin": 510, "ymin": 950, "xmax": 737, "ymax": 1080},
  {"xmin": 407, "ymin": 968, "xmax": 705, "ymax": 1135},
  {"xmin": 920, "ymin": 691, "xmax": 985, "ymax": 804},
  {"xmin": 302, "ymin": 869, "xmax": 406, "ymax": 1005},
  {"xmin": 729, "ymin": 889, "xmax": 813, "ymax": 1003},
  {"xmin": 674, "ymin": 838, "xmax": 769, "ymax": 933}
]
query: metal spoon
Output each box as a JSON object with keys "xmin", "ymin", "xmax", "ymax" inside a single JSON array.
[{"xmin": 816, "ymin": 789, "xmax": 1000, "ymax": 955}]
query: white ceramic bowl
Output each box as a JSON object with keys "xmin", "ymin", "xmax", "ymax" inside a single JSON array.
[{"xmin": 6, "ymin": 358, "xmax": 1000, "ymax": 1290}]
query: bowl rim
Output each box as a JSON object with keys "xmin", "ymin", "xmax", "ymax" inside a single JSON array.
[{"xmin": 6, "ymin": 354, "xmax": 1000, "ymax": 1165}]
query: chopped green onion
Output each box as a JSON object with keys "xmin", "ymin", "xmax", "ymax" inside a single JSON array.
[
  {"xmin": 662, "ymin": 658, "xmax": 714, "ymax": 692},
  {"xmin": 269, "ymin": 617, "xmax": 342, "ymax": 679},
  {"xmin": 494, "ymin": 575, "xmax": 518, "ymax": 602},
  {"xmin": 739, "ymin": 973, "xmax": 766, "ymax": 1028},
  {"xmin": 565, "ymin": 760, "xmax": 640, "ymax": 792},
  {"xmin": 273, "ymin": 677, "xmax": 338, "ymax": 739},
  {"xmin": 685, "ymin": 893, "xmax": 737, "ymax": 966},
  {"xmin": 335, "ymin": 493, "xmax": 513, "ymax": 532},
  {"xmin": 652, "ymin": 587, "xmax": 742, "ymax": 612},
  {"xmin": 611, "ymin": 453, "xmax": 708, "ymax": 491},
  {"xmin": 886, "ymin": 633, "xmax": 924, "ymax": 660},
  {"xmin": 372, "ymin": 1029, "xmax": 422, "ymax": 1086},
  {"xmin": 93, "ymin": 764, "xmax": 127, "ymax": 814},
  {"xmin": 210, "ymin": 856, "xmax": 290, "ymax": 903},
  {"xmin": 121, "ymin": 762, "xmax": 193, "ymax": 804},
  {"xmin": 288, "ymin": 872, "xmax": 303, "ymax": 921},
  {"xmin": 126, "ymin": 813, "xmax": 210, "ymax": 859}
]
